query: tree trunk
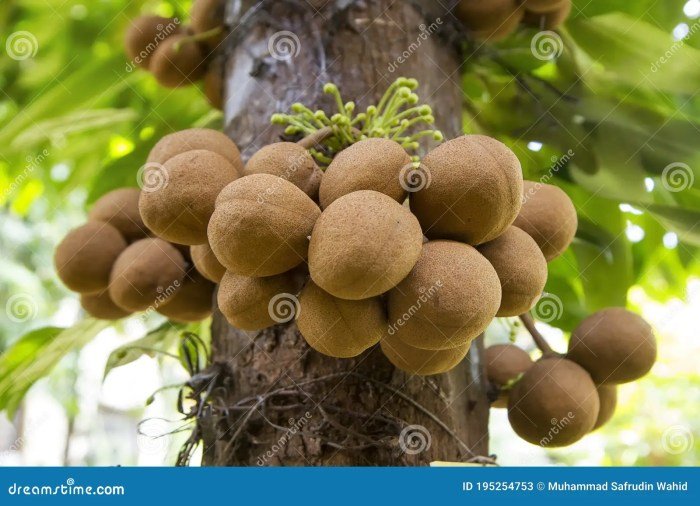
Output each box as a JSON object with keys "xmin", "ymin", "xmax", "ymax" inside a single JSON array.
[{"xmin": 200, "ymin": 0, "xmax": 490, "ymax": 466}]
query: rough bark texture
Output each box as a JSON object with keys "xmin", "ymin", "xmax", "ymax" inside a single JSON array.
[{"xmin": 201, "ymin": 0, "xmax": 490, "ymax": 466}]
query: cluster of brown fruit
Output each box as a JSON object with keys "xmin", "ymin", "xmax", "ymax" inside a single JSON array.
[
  {"xmin": 53, "ymin": 186, "xmax": 216, "ymax": 323},
  {"xmin": 455, "ymin": 0, "xmax": 572, "ymax": 41},
  {"xmin": 54, "ymin": 119, "xmax": 656, "ymax": 451},
  {"xmin": 109, "ymin": 115, "xmax": 579, "ymax": 377},
  {"xmin": 486, "ymin": 308, "xmax": 657, "ymax": 447},
  {"xmin": 124, "ymin": 0, "xmax": 225, "ymax": 108}
]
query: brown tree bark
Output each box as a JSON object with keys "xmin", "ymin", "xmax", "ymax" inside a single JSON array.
[{"xmin": 200, "ymin": 0, "xmax": 490, "ymax": 466}]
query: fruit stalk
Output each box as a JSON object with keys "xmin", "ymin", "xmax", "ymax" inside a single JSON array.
[{"xmin": 519, "ymin": 312, "xmax": 557, "ymax": 356}]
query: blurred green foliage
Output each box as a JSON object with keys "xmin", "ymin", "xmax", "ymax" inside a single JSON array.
[{"xmin": 0, "ymin": 0, "xmax": 698, "ymax": 465}]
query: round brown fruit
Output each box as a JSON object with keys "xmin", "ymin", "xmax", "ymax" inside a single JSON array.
[
  {"xmin": 297, "ymin": 280, "xmax": 385, "ymax": 358},
  {"xmin": 514, "ymin": 181, "xmax": 577, "ymax": 261},
  {"xmin": 208, "ymin": 174, "xmax": 321, "ymax": 277},
  {"xmin": 55, "ymin": 222, "xmax": 128, "ymax": 294},
  {"xmin": 387, "ymin": 240, "xmax": 501, "ymax": 350},
  {"xmin": 522, "ymin": 0, "xmax": 572, "ymax": 31},
  {"xmin": 478, "ymin": 226, "xmax": 548, "ymax": 317},
  {"xmin": 319, "ymin": 138, "xmax": 411, "ymax": 209},
  {"xmin": 80, "ymin": 290, "xmax": 132, "ymax": 320},
  {"xmin": 139, "ymin": 149, "xmax": 238, "ymax": 245},
  {"xmin": 88, "ymin": 188, "xmax": 149, "ymax": 242},
  {"xmin": 309, "ymin": 190, "xmax": 423, "ymax": 300},
  {"xmin": 455, "ymin": 0, "xmax": 524, "ymax": 42},
  {"xmin": 593, "ymin": 385, "xmax": 617, "ymax": 431},
  {"xmin": 150, "ymin": 34, "xmax": 206, "ymax": 88},
  {"xmin": 108, "ymin": 238, "xmax": 187, "ymax": 311},
  {"xmin": 485, "ymin": 344, "xmax": 534, "ymax": 408},
  {"xmin": 410, "ymin": 135, "xmax": 523, "ymax": 245},
  {"xmin": 124, "ymin": 15, "xmax": 182, "ymax": 70},
  {"xmin": 522, "ymin": 0, "xmax": 567, "ymax": 13},
  {"xmin": 190, "ymin": 242, "xmax": 225, "ymax": 282},
  {"xmin": 218, "ymin": 270, "xmax": 300, "ymax": 331},
  {"xmin": 567, "ymin": 307, "xmax": 657, "ymax": 384},
  {"xmin": 508, "ymin": 357, "xmax": 600, "ymax": 447},
  {"xmin": 147, "ymin": 128, "xmax": 243, "ymax": 172},
  {"xmin": 157, "ymin": 271, "xmax": 215, "ymax": 322},
  {"xmin": 244, "ymin": 142, "xmax": 322, "ymax": 200},
  {"xmin": 381, "ymin": 333, "xmax": 470, "ymax": 376},
  {"xmin": 191, "ymin": 0, "xmax": 226, "ymax": 48}
]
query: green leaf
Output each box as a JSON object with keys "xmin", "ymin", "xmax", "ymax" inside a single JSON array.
[
  {"xmin": 12, "ymin": 108, "xmax": 138, "ymax": 150},
  {"xmin": 103, "ymin": 322, "xmax": 182, "ymax": 379},
  {"xmin": 0, "ymin": 319, "xmax": 110, "ymax": 417},
  {"xmin": 568, "ymin": 13, "xmax": 700, "ymax": 94},
  {"xmin": 646, "ymin": 204, "xmax": 700, "ymax": 246}
]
